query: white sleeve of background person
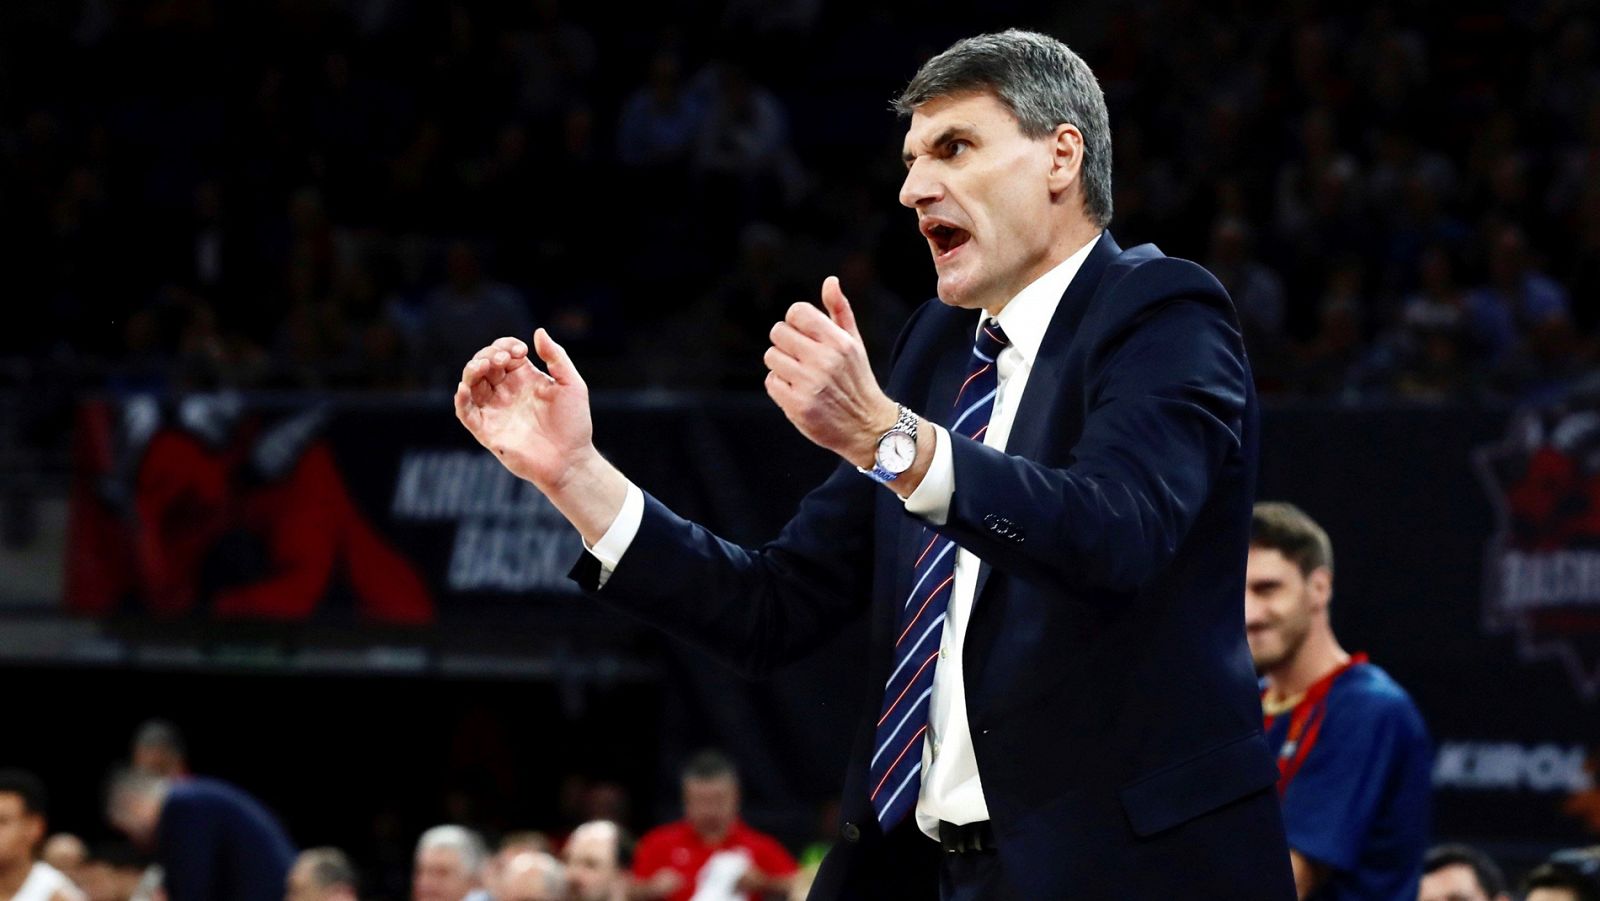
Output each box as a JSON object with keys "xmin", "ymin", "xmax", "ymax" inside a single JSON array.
[{"xmin": 585, "ymin": 481, "xmax": 645, "ymax": 587}]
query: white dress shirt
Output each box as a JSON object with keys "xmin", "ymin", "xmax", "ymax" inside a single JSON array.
[
  {"xmin": 902, "ymin": 233, "xmax": 1099, "ymax": 836},
  {"xmin": 588, "ymin": 233, "xmax": 1104, "ymax": 839}
]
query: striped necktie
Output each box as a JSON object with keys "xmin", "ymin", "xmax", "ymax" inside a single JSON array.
[{"xmin": 869, "ymin": 318, "xmax": 1011, "ymax": 830}]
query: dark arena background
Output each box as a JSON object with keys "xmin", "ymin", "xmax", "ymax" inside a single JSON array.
[{"xmin": 2, "ymin": 0, "xmax": 1599, "ymax": 898}]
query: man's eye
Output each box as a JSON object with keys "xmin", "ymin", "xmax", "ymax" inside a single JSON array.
[{"xmin": 947, "ymin": 141, "xmax": 969, "ymax": 157}]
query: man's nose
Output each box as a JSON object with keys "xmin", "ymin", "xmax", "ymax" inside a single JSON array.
[{"xmin": 899, "ymin": 160, "xmax": 942, "ymax": 209}]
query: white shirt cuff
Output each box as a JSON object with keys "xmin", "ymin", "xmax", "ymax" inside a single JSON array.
[
  {"xmin": 904, "ymin": 423, "xmax": 953, "ymax": 525},
  {"xmin": 584, "ymin": 481, "xmax": 645, "ymax": 587}
]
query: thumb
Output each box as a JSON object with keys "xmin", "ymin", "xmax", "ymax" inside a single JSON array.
[
  {"xmin": 533, "ymin": 328, "xmax": 583, "ymax": 386},
  {"xmin": 821, "ymin": 276, "xmax": 861, "ymax": 342}
]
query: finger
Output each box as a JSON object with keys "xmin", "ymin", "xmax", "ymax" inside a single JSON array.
[
  {"xmin": 453, "ymin": 382, "xmax": 472, "ymax": 423},
  {"xmin": 821, "ymin": 276, "xmax": 862, "ymax": 342},
  {"xmin": 762, "ymin": 345, "xmax": 809, "ymax": 385},
  {"xmin": 533, "ymin": 328, "xmax": 583, "ymax": 386},
  {"xmin": 484, "ymin": 349, "xmax": 532, "ymax": 387},
  {"xmin": 764, "ymin": 370, "xmax": 797, "ymax": 407},
  {"xmin": 461, "ymin": 355, "xmax": 490, "ymax": 390},
  {"xmin": 784, "ymin": 300, "xmax": 841, "ymax": 342},
  {"xmin": 769, "ymin": 320, "xmax": 821, "ymax": 359},
  {"xmin": 493, "ymin": 336, "xmax": 529, "ymax": 358}
]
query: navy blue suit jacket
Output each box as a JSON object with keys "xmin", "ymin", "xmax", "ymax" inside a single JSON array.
[
  {"xmin": 157, "ymin": 777, "xmax": 297, "ymax": 901},
  {"xmin": 575, "ymin": 234, "xmax": 1295, "ymax": 899}
]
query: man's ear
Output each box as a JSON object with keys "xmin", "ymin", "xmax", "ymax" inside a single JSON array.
[
  {"xmin": 1307, "ymin": 566, "xmax": 1333, "ymax": 612},
  {"xmin": 1046, "ymin": 123, "xmax": 1085, "ymax": 196}
]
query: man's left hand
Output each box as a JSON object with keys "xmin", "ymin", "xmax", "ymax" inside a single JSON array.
[{"xmin": 764, "ymin": 276, "xmax": 897, "ymax": 468}]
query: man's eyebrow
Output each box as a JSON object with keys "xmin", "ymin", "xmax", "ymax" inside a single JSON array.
[{"xmin": 902, "ymin": 125, "xmax": 976, "ymax": 164}]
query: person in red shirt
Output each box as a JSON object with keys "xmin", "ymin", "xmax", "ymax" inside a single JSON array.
[{"xmin": 632, "ymin": 751, "xmax": 797, "ymax": 901}]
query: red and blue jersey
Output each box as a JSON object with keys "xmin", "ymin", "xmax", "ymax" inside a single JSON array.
[{"xmin": 1263, "ymin": 658, "xmax": 1432, "ymax": 901}]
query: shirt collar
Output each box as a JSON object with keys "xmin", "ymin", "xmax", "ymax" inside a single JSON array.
[{"xmin": 986, "ymin": 231, "xmax": 1102, "ymax": 367}]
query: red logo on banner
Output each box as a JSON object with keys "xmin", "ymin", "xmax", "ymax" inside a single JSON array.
[{"xmin": 1476, "ymin": 396, "xmax": 1600, "ymax": 700}]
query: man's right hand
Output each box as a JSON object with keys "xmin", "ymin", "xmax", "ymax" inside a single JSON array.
[{"xmin": 454, "ymin": 330, "xmax": 628, "ymax": 545}]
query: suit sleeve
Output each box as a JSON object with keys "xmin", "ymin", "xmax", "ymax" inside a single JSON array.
[
  {"xmin": 567, "ymin": 302, "xmax": 945, "ymax": 677},
  {"xmin": 158, "ymin": 798, "xmax": 220, "ymax": 901},
  {"xmin": 939, "ymin": 259, "xmax": 1249, "ymax": 598},
  {"xmin": 570, "ymin": 462, "xmax": 876, "ymax": 678}
]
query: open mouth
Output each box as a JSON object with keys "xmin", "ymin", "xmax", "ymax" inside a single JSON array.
[{"xmin": 924, "ymin": 222, "xmax": 971, "ymax": 260}]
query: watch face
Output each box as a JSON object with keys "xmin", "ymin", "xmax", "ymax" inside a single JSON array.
[{"xmin": 877, "ymin": 431, "xmax": 917, "ymax": 473}]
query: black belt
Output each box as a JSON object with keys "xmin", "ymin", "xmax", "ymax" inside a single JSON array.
[{"xmin": 938, "ymin": 820, "xmax": 996, "ymax": 854}]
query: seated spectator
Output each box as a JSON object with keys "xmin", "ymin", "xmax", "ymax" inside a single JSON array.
[
  {"xmin": 1466, "ymin": 225, "xmax": 1573, "ymax": 365},
  {"xmin": 632, "ymin": 751, "xmax": 796, "ymax": 901},
  {"xmin": 412, "ymin": 826, "xmax": 486, "ymax": 901},
  {"xmin": 562, "ymin": 821, "xmax": 630, "ymax": 901},
  {"xmin": 0, "ymin": 769, "xmax": 84, "ymax": 901},
  {"xmin": 74, "ymin": 844, "xmax": 145, "ymax": 901},
  {"xmin": 130, "ymin": 720, "xmax": 188, "ymax": 780},
  {"xmin": 1366, "ymin": 246, "xmax": 1475, "ymax": 400},
  {"xmin": 285, "ymin": 848, "xmax": 359, "ymax": 901},
  {"xmin": 617, "ymin": 51, "xmax": 705, "ymax": 173},
  {"xmin": 418, "ymin": 243, "xmax": 533, "ymax": 388},
  {"xmin": 1205, "ymin": 216, "xmax": 1287, "ymax": 385},
  {"xmin": 1522, "ymin": 848, "xmax": 1600, "ymax": 901},
  {"xmin": 39, "ymin": 836, "xmax": 85, "ymax": 890},
  {"xmin": 1419, "ymin": 844, "xmax": 1510, "ymax": 901},
  {"xmin": 493, "ymin": 852, "xmax": 564, "ymax": 901},
  {"xmin": 691, "ymin": 61, "xmax": 807, "ymax": 215},
  {"xmin": 107, "ymin": 768, "xmax": 295, "ymax": 901}
]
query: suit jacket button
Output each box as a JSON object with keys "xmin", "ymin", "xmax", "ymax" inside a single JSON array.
[{"xmin": 841, "ymin": 822, "xmax": 861, "ymax": 842}]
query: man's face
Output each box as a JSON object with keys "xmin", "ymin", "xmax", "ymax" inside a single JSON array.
[
  {"xmin": 496, "ymin": 853, "xmax": 563, "ymax": 901},
  {"xmin": 1243, "ymin": 547, "xmax": 1327, "ymax": 673},
  {"xmin": 285, "ymin": 858, "xmax": 328, "ymax": 901},
  {"xmin": 132, "ymin": 746, "xmax": 182, "ymax": 779},
  {"xmin": 0, "ymin": 793, "xmax": 41, "ymax": 867},
  {"xmin": 1420, "ymin": 863, "xmax": 1496, "ymax": 901},
  {"xmin": 563, "ymin": 827, "xmax": 619, "ymax": 901},
  {"xmin": 412, "ymin": 847, "xmax": 476, "ymax": 901},
  {"xmin": 683, "ymin": 777, "xmax": 738, "ymax": 842},
  {"xmin": 899, "ymin": 90, "xmax": 1070, "ymax": 314},
  {"xmin": 109, "ymin": 792, "xmax": 162, "ymax": 849}
]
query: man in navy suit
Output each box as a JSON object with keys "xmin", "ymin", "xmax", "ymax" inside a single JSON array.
[
  {"xmin": 457, "ymin": 29, "xmax": 1294, "ymax": 900},
  {"xmin": 107, "ymin": 769, "xmax": 296, "ymax": 901}
]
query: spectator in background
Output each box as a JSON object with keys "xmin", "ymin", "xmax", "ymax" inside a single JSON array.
[
  {"xmin": 691, "ymin": 61, "xmax": 807, "ymax": 218},
  {"xmin": 411, "ymin": 826, "xmax": 485, "ymax": 901},
  {"xmin": 38, "ymin": 837, "xmax": 85, "ymax": 890},
  {"xmin": 1419, "ymin": 843, "xmax": 1510, "ymax": 901},
  {"xmin": 106, "ymin": 767, "xmax": 295, "ymax": 901},
  {"xmin": 1205, "ymin": 216, "xmax": 1287, "ymax": 385},
  {"xmin": 419, "ymin": 243, "xmax": 533, "ymax": 388},
  {"xmin": 1367, "ymin": 246, "xmax": 1474, "ymax": 401},
  {"xmin": 1466, "ymin": 225, "xmax": 1573, "ymax": 366},
  {"xmin": 1294, "ymin": 258, "xmax": 1367, "ymax": 397},
  {"xmin": 632, "ymin": 751, "xmax": 795, "ymax": 901},
  {"xmin": 492, "ymin": 852, "xmax": 564, "ymax": 901},
  {"xmin": 1522, "ymin": 848, "xmax": 1600, "ymax": 901},
  {"xmin": 0, "ymin": 770, "xmax": 83, "ymax": 901},
  {"xmin": 1246, "ymin": 502, "xmax": 1432, "ymax": 900},
  {"xmin": 75, "ymin": 844, "xmax": 145, "ymax": 901},
  {"xmin": 561, "ymin": 821, "xmax": 629, "ymax": 901},
  {"xmin": 130, "ymin": 721, "xmax": 188, "ymax": 780},
  {"xmin": 616, "ymin": 51, "xmax": 705, "ymax": 174},
  {"xmin": 285, "ymin": 848, "xmax": 359, "ymax": 901}
]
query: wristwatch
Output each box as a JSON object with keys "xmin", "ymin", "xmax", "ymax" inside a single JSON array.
[{"xmin": 859, "ymin": 404, "xmax": 919, "ymax": 484}]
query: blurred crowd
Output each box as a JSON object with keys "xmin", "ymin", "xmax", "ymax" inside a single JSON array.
[
  {"xmin": 2, "ymin": 720, "xmax": 1598, "ymax": 901},
  {"xmin": 1, "ymin": 0, "xmax": 1598, "ymax": 401},
  {"xmin": 1, "ymin": 723, "xmax": 830, "ymax": 901}
]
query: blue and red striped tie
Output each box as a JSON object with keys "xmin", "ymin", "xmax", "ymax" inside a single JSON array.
[{"xmin": 869, "ymin": 319, "xmax": 1011, "ymax": 830}]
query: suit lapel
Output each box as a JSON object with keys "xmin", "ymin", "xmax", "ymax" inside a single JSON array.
[{"xmin": 969, "ymin": 232, "xmax": 1124, "ymax": 604}]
